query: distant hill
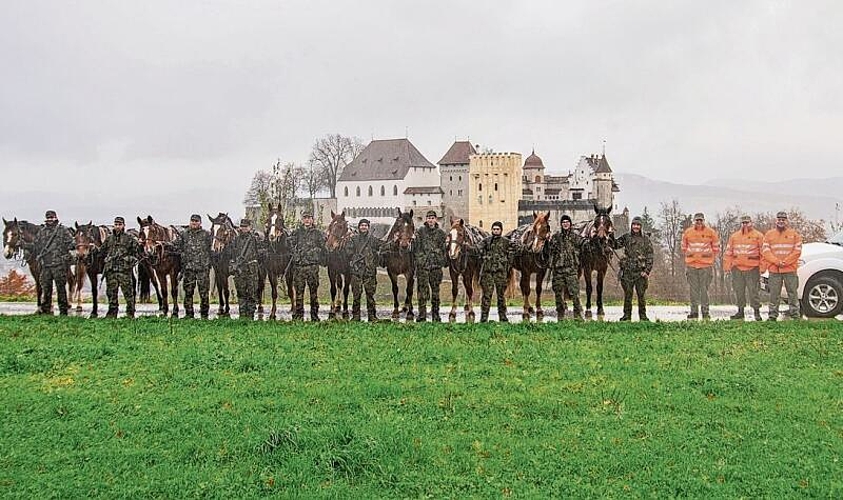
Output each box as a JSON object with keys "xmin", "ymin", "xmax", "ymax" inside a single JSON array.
[{"xmin": 615, "ymin": 173, "xmax": 843, "ymax": 223}]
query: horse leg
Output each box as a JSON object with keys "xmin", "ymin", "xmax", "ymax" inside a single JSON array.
[
  {"xmin": 74, "ymin": 263, "xmax": 84, "ymax": 313},
  {"xmin": 596, "ymin": 269, "xmax": 605, "ymax": 317},
  {"xmin": 390, "ymin": 272, "xmax": 400, "ymax": 320},
  {"xmin": 465, "ymin": 272, "xmax": 476, "ymax": 324},
  {"xmin": 404, "ymin": 269, "xmax": 415, "ymax": 321},
  {"xmin": 449, "ymin": 269, "xmax": 458, "ymax": 323},
  {"xmin": 285, "ymin": 270, "xmax": 295, "ymax": 315},
  {"xmin": 269, "ymin": 272, "xmax": 278, "ymax": 320},
  {"xmin": 170, "ymin": 272, "xmax": 179, "ymax": 318},
  {"xmin": 150, "ymin": 270, "xmax": 163, "ymax": 314},
  {"xmin": 342, "ymin": 272, "xmax": 351, "ymax": 320},
  {"xmin": 89, "ymin": 270, "xmax": 99, "ymax": 318},
  {"xmin": 520, "ymin": 273, "xmax": 532, "ymax": 320},
  {"xmin": 535, "ymin": 270, "xmax": 545, "ymax": 321},
  {"xmin": 328, "ymin": 269, "xmax": 338, "ymax": 319}
]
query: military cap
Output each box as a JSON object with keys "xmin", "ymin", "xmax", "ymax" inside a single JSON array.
[
  {"xmin": 358, "ymin": 218, "xmax": 370, "ymax": 227},
  {"xmin": 190, "ymin": 214, "xmax": 201, "ymax": 222},
  {"xmin": 560, "ymin": 214, "xmax": 572, "ymax": 223},
  {"xmin": 631, "ymin": 216, "xmax": 643, "ymax": 225},
  {"xmin": 239, "ymin": 218, "xmax": 252, "ymax": 227},
  {"xmin": 426, "ymin": 210, "xmax": 438, "ymax": 218},
  {"xmin": 693, "ymin": 212, "xmax": 705, "ymax": 220},
  {"xmin": 776, "ymin": 211, "xmax": 788, "ymax": 219},
  {"xmin": 740, "ymin": 215, "xmax": 752, "ymax": 223},
  {"xmin": 491, "ymin": 221, "xmax": 503, "ymax": 230},
  {"xmin": 45, "ymin": 210, "xmax": 57, "ymax": 219},
  {"xmin": 302, "ymin": 211, "xmax": 313, "ymax": 218},
  {"xmin": 113, "ymin": 216, "xmax": 125, "ymax": 224}
]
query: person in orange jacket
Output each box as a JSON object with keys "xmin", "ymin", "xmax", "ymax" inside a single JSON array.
[
  {"xmin": 681, "ymin": 212, "xmax": 720, "ymax": 319},
  {"xmin": 724, "ymin": 215, "xmax": 765, "ymax": 321},
  {"xmin": 762, "ymin": 211, "xmax": 803, "ymax": 320}
]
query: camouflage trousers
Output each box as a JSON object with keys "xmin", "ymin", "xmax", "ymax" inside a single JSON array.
[
  {"xmin": 293, "ymin": 264, "xmax": 320, "ymax": 320},
  {"xmin": 105, "ymin": 270, "xmax": 135, "ymax": 317},
  {"xmin": 731, "ymin": 267, "xmax": 761, "ymax": 311},
  {"xmin": 620, "ymin": 270, "xmax": 648, "ymax": 318},
  {"xmin": 234, "ymin": 263, "xmax": 258, "ymax": 320},
  {"xmin": 686, "ymin": 266, "xmax": 713, "ymax": 315},
  {"xmin": 552, "ymin": 268, "xmax": 582, "ymax": 317},
  {"xmin": 39, "ymin": 264, "xmax": 70, "ymax": 315},
  {"xmin": 416, "ymin": 267, "xmax": 443, "ymax": 315},
  {"xmin": 480, "ymin": 271, "xmax": 508, "ymax": 319},
  {"xmin": 351, "ymin": 273, "xmax": 377, "ymax": 320},
  {"xmin": 183, "ymin": 268, "xmax": 210, "ymax": 318},
  {"xmin": 768, "ymin": 272, "xmax": 800, "ymax": 319}
]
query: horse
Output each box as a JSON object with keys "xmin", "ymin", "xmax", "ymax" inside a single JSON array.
[
  {"xmin": 381, "ymin": 208, "xmax": 416, "ymax": 321},
  {"xmin": 3, "ymin": 218, "xmax": 43, "ymax": 308},
  {"xmin": 137, "ymin": 215, "xmax": 181, "ymax": 317},
  {"xmin": 72, "ymin": 222, "xmax": 109, "ymax": 317},
  {"xmin": 445, "ymin": 218, "xmax": 487, "ymax": 323},
  {"xmin": 579, "ymin": 204, "xmax": 615, "ymax": 318},
  {"xmin": 325, "ymin": 210, "xmax": 354, "ymax": 320},
  {"xmin": 258, "ymin": 205, "xmax": 294, "ymax": 320},
  {"xmin": 208, "ymin": 212, "xmax": 237, "ymax": 317},
  {"xmin": 507, "ymin": 211, "xmax": 553, "ymax": 321}
]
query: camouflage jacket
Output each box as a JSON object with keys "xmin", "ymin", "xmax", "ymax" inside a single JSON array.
[
  {"xmin": 102, "ymin": 230, "xmax": 141, "ymax": 273},
  {"xmin": 477, "ymin": 235, "xmax": 515, "ymax": 274},
  {"xmin": 414, "ymin": 224, "xmax": 447, "ymax": 270},
  {"xmin": 174, "ymin": 227, "xmax": 212, "ymax": 272},
  {"xmin": 229, "ymin": 231, "xmax": 262, "ymax": 272},
  {"xmin": 348, "ymin": 232, "xmax": 382, "ymax": 277},
  {"xmin": 32, "ymin": 223, "xmax": 74, "ymax": 268},
  {"xmin": 290, "ymin": 226, "xmax": 326, "ymax": 266},
  {"xmin": 550, "ymin": 230, "xmax": 583, "ymax": 272},
  {"xmin": 614, "ymin": 231, "xmax": 654, "ymax": 274}
]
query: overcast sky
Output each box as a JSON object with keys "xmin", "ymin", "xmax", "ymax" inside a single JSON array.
[{"xmin": 1, "ymin": 0, "xmax": 841, "ymax": 223}]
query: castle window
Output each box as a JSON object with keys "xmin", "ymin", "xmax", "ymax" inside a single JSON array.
[
  {"xmin": 393, "ymin": 185, "xmax": 398, "ymax": 196},
  {"xmin": 479, "ymin": 220, "xmax": 483, "ymax": 228},
  {"xmin": 535, "ymin": 175, "xmax": 541, "ymax": 183},
  {"xmin": 458, "ymin": 176, "xmax": 462, "ymax": 182},
  {"xmin": 380, "ymin": 185, "xmax": 385, "ymax": 196},
  {"xmin": 344, "ymin": 186, "xmax": 348, "ymax": 197},
  {"xmin": 450, "ymin": 175, "xmax": 453, "ymax": 181},
  {"xmin": 458, "ymin": 189, "xmax": 463, "ymax": 197},
  {"xmin": 449, "ymin": 190, "xmax": 453, "ymax": 196},
  {"xmin": 356, "ymin": 186, "xmax": 361, "ymax": 197},
  {"xmin": 368, "ymin": 186, "xmax": 373, "ymax": 196},
  {"xmin": 494, "ymin": 183, "xmax": 498, "ymax": 191},
  {"xmin": 478, "ymin": 183, "xmax": 482, "ymax": 192}
]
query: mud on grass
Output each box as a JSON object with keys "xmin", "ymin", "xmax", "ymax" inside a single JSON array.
[{"xmin": 0, "ymin": 316, "xmax": 841, "ymax": 497}]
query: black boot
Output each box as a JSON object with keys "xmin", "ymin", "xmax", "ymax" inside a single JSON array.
[
  {"xmin": 498, "ymin": 310, "xmax": 509, "ymax": 322},
  {"xmin": 730, "ymin": 308, "xmax": 745, "ymax": 320},
  {"xmin": 416, "ymin": 305, "xmax": 427, "ymax": 323},
  {"xmin": 753, "ymin": 308, "xmax": 762, "ymax": 321},
  {"xmin": 480, "ymin": 308, "xmax": 489, "ymax": 323}
]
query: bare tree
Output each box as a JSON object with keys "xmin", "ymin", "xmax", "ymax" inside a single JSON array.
[
  {"xmin": 243, "ymin": 170, "xmax": 273, "ymax": 208},
  {"xmin": 309, "ymin": 134, "xmax": 365, "ymax": 199},
  {"xmin": 301, "ymin": 159, "xmax": 322, "ymax": 216},
  {"xmin": 658, "ymin": 199, "xmax": 687, "ymax": 278},
  {"xmin": 752, "ymin": 207, "xmax": 828, "ymax": 243},
  {"xmin": 272, "ymin": 160, "xmax": 305, "ymax": 226},
  {"xmin": 711, "ymin": 207, "xmax": 741, "ymax": 302}
]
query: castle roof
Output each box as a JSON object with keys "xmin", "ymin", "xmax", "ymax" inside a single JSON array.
[
  {"xmin": 524, "ymin": 149, "xmax": 544, "ymax": 168},
  {"xmin": 438, "ymin": 141, "xmax": 477, "ymax": 165},
  {"xmin": 339, "ymin": 138, "xmax": 435, "ymax": 182}
]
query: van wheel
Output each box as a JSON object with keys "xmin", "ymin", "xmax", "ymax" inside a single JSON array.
[{"xmin": 801, "ymin": 275, "xmax": 843, "ymax": 318}]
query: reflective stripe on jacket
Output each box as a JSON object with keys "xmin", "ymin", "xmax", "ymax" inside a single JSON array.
[
  {"xmin": 681, "ymin": 226, "xmax": 720, "ymax": 269},
  {"xmin": 724, "ymin": 228, "xmax": 764, "ymax": 272},
  {"xmin": 762, "ymin": 228, "xmax": 802, "ymax": 274}
]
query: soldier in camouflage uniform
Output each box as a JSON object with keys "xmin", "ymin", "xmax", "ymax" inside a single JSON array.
[
  {"xmin": 549, "ymin": 214, "xmax": 584, "ymax": 320},
  {"xmin": 414, "ymin": 210, "xmax": 447, "ymax": 322},
  {"xmin": 348, "ymin": 218, "xmax": 383, "ymax": 322},
  {"xmin": 229, "ymin": 218, "xmax": 262, "ymax": 320},
  {"xmin": 101, "ymin": 216, "xmax": 142, "ymax": 318},
  {"xmin": 612, "ymin": 216, "xmax": 654, "ymax": 322},
  {"xmin": 290, "ymin": 212, "xmax": 327, "ymax": 321},
  {"xmin": 173, "ymin": 214, "xmax": 213, "ymax": 319},
  {"xmin": 476, "ymin": 221, "xmax": 515, "ymax": 322},
  {"xmin": 28, "ymin": 210, "xmax": 74, "ymax": 315}
]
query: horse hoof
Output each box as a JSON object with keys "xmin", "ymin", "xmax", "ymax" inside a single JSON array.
[
  {"xmin": 585, "ymin": 311, "xmax": 593, "ymax": 319},
  {"xmin": 467, "ymin": 311, "xmax": 476, "ymax": 324},
  {"xmin": 342, "ymin": 312, "xmax": 349, "ymax": 320},
  {"xmin": 522, "ymin": 312, "xmax": 531, "ymax": 321},
  {"xmin": 328, "ymin": 312, "xmax": 336, "ymax": 320},
  {"xmin": 405, "ymin": 311, "xmax": 415, "ymax": 322},
  {"xmin": 597, "ymin": 309, "xmax": 605, "ymax": 317},
  {"xmin": 528, "ymin": 306, "xmax": 535, "ymax": 315},
  {"xmin": 269, "ymin": 314, "xmax": 276, "ymax": 321},
  {"xmin": 257, "ymin": 306, "xmax": 264, "ymax": 314},
  {"xmin": 536, "ymin": 311, "xmax": 544, "ymax": 322},
  {"xmin": 449, "ymin": 313, "xmax": 457, "ymax": 323},
  {"xmin": 75, "ymin": 306, "xmax": 83, "ymax": 313}
]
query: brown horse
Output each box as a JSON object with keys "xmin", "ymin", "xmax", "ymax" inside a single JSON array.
[
  {"xmin": 137, "ymin": 215, "xmax": 181, "ymax": 317},
  {"xmin": 579, "ymin": 204, "xmax": 615, "ymax": 318},
  {"xmin": 325, "ymin": 210, "xmax": 354, "ymax": 320},
  {"xmin": 72, "ymin": 222, "xmax": 109, "ymax": 317},
  {"xmin": 507, "ymin": 211, "xmax": 553, "ymax": 321},
  {"xmin": 3, "ymin": 218, "xmax": 44, "ymax": 308},
  {"xmin": 381, "ymin": 209, "xmax": 415, "ymax": 321},
  {"xmin": 445, "ymin": 218, "xmax": 487, "ymax": 323},
  {"xmin": 208, "ymin": 213, "xmax": 237, "ymax": 317},
  {"xmin": 259, "ymin": 204, "xmax": 294, "ymax": 320}
]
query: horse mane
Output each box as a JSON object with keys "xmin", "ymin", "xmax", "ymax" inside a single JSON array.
[{"xmin": 460, "ymin": 223, "xmax": 488, "ymax": 246}]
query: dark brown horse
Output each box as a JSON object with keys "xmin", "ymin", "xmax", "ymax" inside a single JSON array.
[
  {"xmin": 381, "ymin": 209, "xmax": 415, "ymax": 321},
  {"xmin": 579, "ymin": 204, "xmax": 615, "ymax": 318},
  {"xmin": 72, "ymin": 222, "xmax": 109, "ymax": 317},
  {"xmin": 259, "ymin": 204, "xmax": 294, "ymax": 320},
  {"xmin": 208, "ymin": 213, "xmax": 237, "ymax": 317},
  {"xmin": 137, "ymin": 215, "xmax": 181, "ymax": 317},
  {"xmin": 507, "ymin": 211, "xmax": 553, "ymax": 321},
  {"xmin": 325, "ymin": 210, "xmax": 354, "ymax": 320},
  {"xmin": 3, "ymin": 218, "xmax": 43, "ymax": 308},
  {"xmin": 445, "ymin": 218, "xmax": 487, "ymax": 323}
]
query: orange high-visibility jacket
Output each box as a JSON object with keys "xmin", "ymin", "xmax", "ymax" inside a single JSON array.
[
  {"xmin": 682, "ymin": 225, "xmax": 720, "ymax": 269},
  {"xmin": 724, "ymin": 228, "xmax": 765, "ymax": 272},
  {"xmin": 762, "ymin": 228, "xmax": 802, "ymax": 274}
]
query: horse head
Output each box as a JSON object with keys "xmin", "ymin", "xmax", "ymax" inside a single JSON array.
[
  {"xmin": 137, "ymin": 215, "xmax": 167, "ymax": 256},
  {"xmin": 209, "ymin": 212, "xmax": 235, "ymax": 253},
  {"xmin": 388, "ymin": 208, "xmax": 415, "ymax": 250},
  {"xmin": 447, "ymin": 218, "xmax": 467, "ymax": 261},
  {"xmin": 3, "ymin": 217, "xmax": 20, "ymax": 259},
  {"xmin": 325, "ymin": 210, "xmax": 349, "ymax": 252},
  {"xmin": 590, "ymin": 204, "xmax": 614, "ymax": 240},
  {"xmin": 73, "ymin": 221, "xmax": 99, "ymax": 259},
  {"xmin": 521, "ymin": 211, "xmax": 551, "ymax": 254}
]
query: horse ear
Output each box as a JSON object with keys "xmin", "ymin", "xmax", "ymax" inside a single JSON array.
[
  {"xmin": 146, "ymin": 215, "xmax": 153, "ymax": 223},
  {"xmin": 137, "ymin": 216, "xmax": 144, "ymax": 226},
  {"xmin": 330, "ymin": 210, "xmax": 336, "ymax": 218},
  {"xmin": 207, "ymin": 214, "xmax": 214, "ymax": 223},
  {"xmin": 459, "ymin": 218, "xmax": 465, "ymax": 226},
  {"xmin": 396, "ymin": 208, "xmax": 402, "ymax": 217},
  {"xmin": 74, "ymin": 221, "xmax": 79, "ymax": 229},
  {"xmin": 2, "ymin": 217, "xmax": 6, "ymax": 225},
  {"xmin": 409, "ymin": 209, "xmax": 414, "ymax": 219},
  {"xmin": 593, "ymin": 202, "xmax": 600, "ymax": 214},
  {"xmin": 533, "ymin": 211, "xmax": 537, "ymax": 219},
  {"xmin": 340, "ymin": 210, "xmax": 345, "ymax": 218}
]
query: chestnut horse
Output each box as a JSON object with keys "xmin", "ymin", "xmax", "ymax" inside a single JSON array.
[
  {"xmin": 259, "ymin": 204, "xmax": 294, "ymax": 320},
  {"xmin": 137, "ymin": 216, "xmax": 181, "ymax": 317},
  {"xmin": 72, "ymin": 222, "xmax": 109, "ymax": 317},
  {"xmin": 381, "ymin": 209, "xmax": 415, "ymax": 321},
  {"xmin": 445, "ymin": 218, "xmax": 487, "ymax": 323},
  {"xmin": 3, "ymin": 218, "xmax": 43, "ymax": 309},
  {"xmin": 579, "ymin": 204, "xmax": 615, "ymax": 318},
  {"xmin": 208, "ymin": 213, "xmax": 236, "ymax": 317},
  {"xmin": 507, "ymin": 211, "xmax": 553, "ymax": 321},
  {"xmin": 325, "ymin": 210, "xmax": 354, "ymax": 320}
]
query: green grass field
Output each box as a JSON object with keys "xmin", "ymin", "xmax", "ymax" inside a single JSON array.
[{"xmin": 1, "ymin": 317, "xmax": 841, "ymax": 497}]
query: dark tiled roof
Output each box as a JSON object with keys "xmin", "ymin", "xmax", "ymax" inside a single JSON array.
[
  {"xmin": 438, "ymin": 141, "xmax": 477, "ymax": 165},
  {"xmin": 340, "ymin": 138, "xmax": 435, "ymax": 182},
  {"xmin": 524, "ymin": 149, "xmax": 544, "ymax": 168},
  {"xmin": 586, "ymin": 154, "xmax": 613, "ymax": 174},
  {"xmin": 404, "ymin": 186, "xmax": 443, "ymax": 195}
]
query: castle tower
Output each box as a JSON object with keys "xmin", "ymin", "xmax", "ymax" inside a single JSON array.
[{"xmin": 468, "ymin": 152, "xmax": 522, "ymax": 231}]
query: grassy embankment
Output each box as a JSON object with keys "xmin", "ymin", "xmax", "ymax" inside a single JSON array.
[{"xmin": 1, "ymin": 316, "xmax": 841, "ymax": 497}]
